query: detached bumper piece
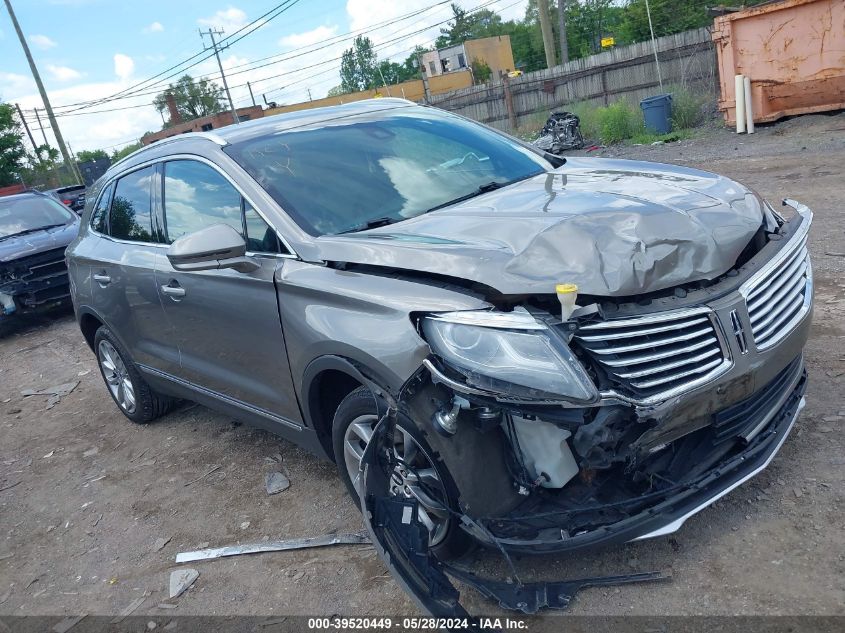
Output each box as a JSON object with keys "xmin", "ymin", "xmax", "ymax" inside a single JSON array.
[
  {"xmin": 0, "ymin": 247, "xmax": 70, "ymax": 316},
  {"xmin": 360, "ymin": 420, "xmax": 669, "ymax": 621}
]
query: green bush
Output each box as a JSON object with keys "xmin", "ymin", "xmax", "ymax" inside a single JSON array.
[
  {"xmin": 598, "ymin": 101, "xmax": 643, "ymax": 144},
  {"xmin": 670, "ymin": 85, "xmax": 710, "ymax": 130}
]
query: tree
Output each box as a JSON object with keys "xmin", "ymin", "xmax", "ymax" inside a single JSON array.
[
  {"xmin": 153, "ymin": 75, "xmax": 225, "ymax": 127},
  {"xmin": 76, "ymin": 149, "xmax": 109, "ymax": 163},
  {"xmin": 327, "ymin": 85, "xmax": 347, "ymax": 97},
  {"xmin": 436, "ymin": 4, "xmax": 504, "ymax": 48},
  {"xmin": 471, "ymin": 58, "xmax": 492, "ymax": 84},
  {"xmin": 111, "ymin": 142, "xmax": 142, "ymax": 163},
  {"xmin": 0, "ymin": 102, "xmax": 27, "ymax": 187},
  {"xmin": 340, "ymin": 36, "xmax": 379, "ymax": 93}
]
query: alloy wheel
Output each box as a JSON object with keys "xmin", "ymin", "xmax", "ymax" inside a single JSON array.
[
  {"xmin": 98, "ymin": 340, "xmax": 137, "ymax": 414},
  {"xmin": 343, "ymin": 414, "xmax": 451, "ymax": 546}
]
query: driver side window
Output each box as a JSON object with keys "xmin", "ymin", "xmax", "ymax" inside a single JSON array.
[{"xmin": 162, "ymin": 159, "xmax": 284, "ymax": 254}]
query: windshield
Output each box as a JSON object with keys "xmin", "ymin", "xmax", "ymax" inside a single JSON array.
[
  {"xmin": 224, "ymin": 107, "xmax": 551, "ymax": 236},
  {"xmin": 0, "ymin": 195, "xmax": 75, "ymax": 239}
]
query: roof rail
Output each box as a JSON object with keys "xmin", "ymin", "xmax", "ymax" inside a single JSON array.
[{"xmin": 111, "ymin": 131, "xmax": 228, "ymax": 169}]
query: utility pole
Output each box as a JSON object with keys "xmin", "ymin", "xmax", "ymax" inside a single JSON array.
[
  {"xmin": 644, "ymin": 0, "xmax": 663, "ymax": 91},
  {"xmin": 199, "ymin": 28, "xmax": 240, "ymax": 124},
  {"xmin": 4, "ymin": 0, "xmax": 81, "ymax": 181},
  {"xmin": 537, "ymin": 0, "xmax": 556, "ymax": 70},
  {"xmin": 306, "ymin": 88, "xmax": 312, "ymax": 102},
  {"xmin": 14, "ymin": 102, "xmax": 36, "ymax": 151},
  {"xmin": 34, "ymin": 108, "xmax": 49, "ymax": 146},
  {"xmin": 557, "ymin": 0, "xmax": 569, "ymax": 65},
  {"xmin": 417, "ymin": 53, "xmax": 431, "ymax": 103},
  {"xmin": 376, "ymin": 64, "xmax": 392, "ymax": 97},
  {"xmin": 246, "ymin": 81, "xmax": 256, "ymax": 106}
]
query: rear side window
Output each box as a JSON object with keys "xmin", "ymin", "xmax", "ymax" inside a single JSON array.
[
  {"xmin": 110, "ymin": 167, "xmax": 155, "ymax": 242},
  {"xmin": 90, "ymin": 182, "xmax": 113, "ymax": 234},
  {"xmin": 163, "ymin": 160, "xmax": 243, "ymax": 242}
]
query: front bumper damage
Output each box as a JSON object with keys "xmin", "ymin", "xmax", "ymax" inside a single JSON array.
[
  {"xmin": 359, "ymin": 361, "xmax": 806, "ymax": 617},
  {"xmin": 357, "ymin": 202, "xmax": 813, "ymax": 617},
  {"xmin": 0, "ymin": 248, "xmax": 71, "ymax": 318}
]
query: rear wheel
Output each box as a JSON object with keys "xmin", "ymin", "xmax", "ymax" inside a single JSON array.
[
  {"xmin": 94, "ymin": 326, "xmax": 175, "ymax": 424},
  {"xmin": 332, "ymin": 386, "xmax": 471, "ymax": 559}
]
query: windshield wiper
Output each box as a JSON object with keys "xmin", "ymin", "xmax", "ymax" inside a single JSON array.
[
  {"xmin": 0, "ymin": 223, "xmax": 66, "ymax": 242},
  {"xmin": 423, "ymin": 180, "xmax": 509, "ymax": 214},
  {"xmin": 335, "ymin": 216, "xmax": 398, "ymax": 235}
]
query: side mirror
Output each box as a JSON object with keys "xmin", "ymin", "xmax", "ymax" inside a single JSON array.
[{"xmin": 166, "ymin": 223, "xmax": 259, "ymax": 273}]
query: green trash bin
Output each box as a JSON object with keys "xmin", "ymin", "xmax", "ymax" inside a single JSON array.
[{"xmin": 640, "ymin": 94, "xmax": 673, "ymax": 134}]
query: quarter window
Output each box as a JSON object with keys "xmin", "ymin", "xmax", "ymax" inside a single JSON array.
[
  {"xmin": 244, "ymin": 203, "xmax": 282, "ymax": 253},
  {"xmin": 110, "ymin": 167, "xmax": 155, "ymax": 242},
  {"xmin": 90, "ymin": 182, "xmax": 113, "ymax": 234},
  {"xmin": 163, "ymin": 160, "xmax": 242, "ymax": 242}
]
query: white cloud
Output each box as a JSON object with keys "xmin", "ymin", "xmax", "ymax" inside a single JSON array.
[
  {"xmin": 8, "ymin": 79, "xmax": 163, "ymax": 154},
  {"xmin": 198, "ymin": 7, "xmax": 249, "ymax": 34},
  {"xmin": 113, "ymin": 53, "xmax": 135, "ymax": 80},
  {"xmin": 0, "ymin": 71, "xmax": 34, "ymax": 95},
  {"xmin": 279, "ymin": 25, "xmax": 339, "ymax": 48},
  {"xmin": 143, "ymin": 21, "xmax": 164, "ymax": 34},
  {"xmin": 29, "ymin": 34, "xmax": 57, "ymax": 49},
  {"xmin": 47, "ymin": 65, "xmax": 83, "ymax": 81}
]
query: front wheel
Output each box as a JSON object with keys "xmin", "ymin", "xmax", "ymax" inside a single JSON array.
[{"xmin": 332, "ymin": 386, "xmax": 471, "ymax": 559}]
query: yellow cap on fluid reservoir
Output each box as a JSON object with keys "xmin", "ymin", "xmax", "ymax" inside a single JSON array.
[{"xmin": 556, "ymin": 283, "xmax": 578, "ymax": 294}]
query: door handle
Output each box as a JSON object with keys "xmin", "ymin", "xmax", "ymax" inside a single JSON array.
[
  {"xmin": 93, "ymin": 273, "xmax": 111, "ymax": 286},
  {"xmin": 161, "ymin": 282, "xmax": 186, "ymax": 299}
]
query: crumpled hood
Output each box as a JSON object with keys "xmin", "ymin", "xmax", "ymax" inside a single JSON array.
[
  {"xmin": 0, "ymin": 221, "xmax": 78, "ymax": 263},
  {"xmin": 313, "ymin": 157, "xmax": 765, "ymax": 297}
]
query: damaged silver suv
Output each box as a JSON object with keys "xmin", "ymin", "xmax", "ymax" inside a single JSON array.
[{"xmin": 67, "ymin": 99, "xmax": 812, "ymax": 613}]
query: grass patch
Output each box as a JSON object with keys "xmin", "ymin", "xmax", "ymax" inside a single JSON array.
[
  {"xmin": 628, "ymin": 128, "xmax": 695, "ymax": 145},
  {"xmin": 511, "ymin": 87, "xmax": 714, "ymax": 146}
]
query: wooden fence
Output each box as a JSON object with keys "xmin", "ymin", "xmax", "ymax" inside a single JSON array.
[{"xmin": 430, "ymin": 27, "xmax": 717, "ymax": 131}]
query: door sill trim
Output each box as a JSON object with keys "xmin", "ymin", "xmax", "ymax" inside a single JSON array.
[{"xmin": 137, "ymin": 364, "xmax": 303, "ymax": 431}]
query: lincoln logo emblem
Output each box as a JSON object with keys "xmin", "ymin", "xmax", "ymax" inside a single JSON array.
[{"xmin": 730, "ymin": 309, "xmax": 749, "ymax": 355}]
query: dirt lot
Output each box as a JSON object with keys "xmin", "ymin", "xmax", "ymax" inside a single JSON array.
[{"xmin": 1, "ymin": 112, "xmax": 844, "ymax": 623}]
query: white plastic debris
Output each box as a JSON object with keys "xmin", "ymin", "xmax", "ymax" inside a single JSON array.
[{"xmin": 169, "ymin": 568, "xmax": 199, "ymax": 599}]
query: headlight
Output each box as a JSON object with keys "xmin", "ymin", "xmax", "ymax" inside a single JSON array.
[{"xmin": 421, "ymin": 310, "xmax": 598, "ymax": 403}]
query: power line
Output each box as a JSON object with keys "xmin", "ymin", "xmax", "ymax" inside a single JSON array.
[
  {"xmin": 40, "ymin": 0, "xmax": 449, "ymax": 114},
  {"xmin": 54, "ymin": 0, "xmax": 301, "ymax": 115},
  {"xmin": 21, "ymin": 0, "xmax": 463, "ymax": 120}
]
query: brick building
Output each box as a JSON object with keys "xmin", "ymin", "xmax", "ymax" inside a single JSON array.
[{"xmin": 141, "ymin": 105, "xmax": 264, "ymax": 146}]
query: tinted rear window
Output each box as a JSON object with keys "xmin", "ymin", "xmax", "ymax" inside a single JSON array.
[
  {"xmin": 224, "ymin": 107, "xmax": 549, "ymax": 236},
  {"xmin": 90, "ymin": 183, "xmax": 114, "ymax": 234},
  {"xmin": 110, "ymin": 167, "xmax": 155, "ymax": 242}
]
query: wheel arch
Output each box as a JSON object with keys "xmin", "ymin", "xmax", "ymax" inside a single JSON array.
[
  {"xmin": 301, "ymin": 355, "xmax": 401, "ymax": 462},
  {"xmin": 78, "ymin": 307, "xmax": 106, "ymax": 351}
]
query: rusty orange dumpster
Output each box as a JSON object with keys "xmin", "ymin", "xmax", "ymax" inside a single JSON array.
[{"xmin": 712, "ymin": 0, "xmax": 845, "ymax": 126}]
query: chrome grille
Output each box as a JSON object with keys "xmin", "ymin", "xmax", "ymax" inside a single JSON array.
[
  {"xmin": 574, "ymin": 308, "xmax": 728, "ymax": 401},
  {"xmin": 743, "ymin": 235, "xmax": 811, "ymax": 350}
]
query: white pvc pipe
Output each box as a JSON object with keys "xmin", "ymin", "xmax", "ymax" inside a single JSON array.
[
  {"xmin": 735, "ymin": 74, "xmax": 746, "ymax": 134},
  {"xmin": 744, "ymin": 75, "xmax": 755, "ymax": 134}
]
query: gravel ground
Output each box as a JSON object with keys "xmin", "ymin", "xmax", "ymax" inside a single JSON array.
[{"xmin": 1, "ymin": 112, "xmax": 843, "ymax": 624}]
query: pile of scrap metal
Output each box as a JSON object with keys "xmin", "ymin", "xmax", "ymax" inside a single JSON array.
[{"xmin": 532, "ymin": 112, "xmax": 584, "ymax": 154}]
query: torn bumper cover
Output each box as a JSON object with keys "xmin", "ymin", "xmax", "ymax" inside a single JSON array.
[
  {"xmin": 360, "ymin": 421, "xmax": 670, "ymax": 618},
  {"xmin": 360, "ymin": 368, "xmax": 805, "ymax": 615}
]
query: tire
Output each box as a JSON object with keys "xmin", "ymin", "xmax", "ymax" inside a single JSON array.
[
  {"xmin": 94, "ymin": 326, "xmax": 175, "ymax": 424},
  {"xmin": 332, "ymin": 386, "xmax": 471, "ymax": 559}
]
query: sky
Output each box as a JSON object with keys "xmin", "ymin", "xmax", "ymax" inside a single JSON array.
[{"xmin": 0, "ymin": 0, "xmax": 529, "ymax": 155}]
